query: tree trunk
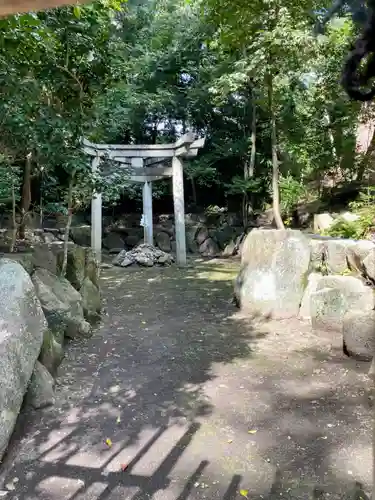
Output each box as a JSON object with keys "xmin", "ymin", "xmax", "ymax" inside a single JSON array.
[
  {"xmin": 9, "ymin": 180, "xmax": 17, "ymax": 253},
  {"xmin": 60, "ymin": 170, "xmax": 75, "ymax": 278},
  {"xmin": 267, "ymin": 73, "xmax": 284, "ymax": 230},
  {"xmin": 357, "ymin": 129, "xmax": 375, "ymax": 181},
  {"xmin": 243, "ymin": 100, "xmax": 257, "ymax": 229},
  {"xmin": 19, "ymin": 152, "xmax": 32, "ymax": 239},
  {"xmin": 189, "ymin": 174, "xmax": 198, "ymax": 207}
]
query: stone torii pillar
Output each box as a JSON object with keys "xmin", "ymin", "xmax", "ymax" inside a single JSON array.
[
  {"xmin": 131, "ymin": 157, "xmax": 153, "ymax": 245},
  {"xmin": 91, "ymin": 154, "xmax": 102, "ymax": 263},
  {"xmin": 172, "ymin": 156, "xmax": 186, "ymax": 267}
]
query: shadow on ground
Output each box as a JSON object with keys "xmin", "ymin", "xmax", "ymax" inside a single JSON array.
[{"xmin": 0, "ymin": 258, "xmax": 372, "ymax": 499}]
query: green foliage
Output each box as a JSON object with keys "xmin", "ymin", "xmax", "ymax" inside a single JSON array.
[
  {"xmin": 0, "ymin": 0, "xmax": 369, "ymax": 222},
  {"xmin": 324, "ymin": 218, "xmax": 359, "ymax": 239},
  {"xmin": 324, "ymin": 189, "xmax": 375, "ymax": 239},
  {"xmin": 0, "ymin": 155, "xmax": 21, "ymax": 205},
  {"xmin": 279, "ymin": 174, "xmax": 307, "ymax": 214}
]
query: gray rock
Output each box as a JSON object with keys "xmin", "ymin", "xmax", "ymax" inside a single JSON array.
[
  {"xmin": 196, "ymin": 226, "xmax": 209, "ymax": 245},
  {"xmin": 84, "ymin": 248, "xmax": 100, "ymax": 288},
  {"xmin": 363, "ymin": 249, "xmax": 375, "ymax": 282},
  {"xmin": 0, "ymin": 259, "xmax": 47, "ymax": 459},
  {"xmin": 343, "ymin": 310, "xmax": 375, "ymax": 361},
  {"xmin": 102, "ymin": 232, "xmax": 125, "ymax": 251},
  {"xmin": 32, "ymin": 243, "xmax": 59, "ymax": 275},
  {"xmin": 39, "ymin": 329, "xmax": 64, "ymax": 376},
  {"xmin": 158, "ymin": 253, "xmax": 172, "ymax": 265},
  {"xmin": 199, "ymin": 238, "xmax": 220, "ymax": 257},
  {"xmin": 235, "ymin": 233, "xmax": 246, "ymax": 257},
  {"xmin": 237, "ymin": 229, "xmax": 311, "ymax": 319},
  {"xmin": 299, "ymin": 272, "xmax": 322, "ymax": 320},
  {"xmin": 80, "ymin": 277, "xmax": 101, "ymax": 323},
  {"xmin": 311, "ymin": 287, "xmax": 347, "ymax": 332},
  {"xmin": 324, "ymin": 239, "xmax": 356, "ymax": 274},
  {"xmin": 136, "ymin": 255, "xmax": 154, "ymax": 266},
  {"xmin": 223, "ymin": 239, "xmax": 236, "ymax": 257},
  {"xmin": 57, "ymin": 245, "xmax": 86, "ymax": 290},
  {"xmin": 70, "ymin": 225, "xmax": 92, "ymax": 247},
  {"xmin": 108, "ymin": 247, "xmax": 123, "ymax": 255},
  {"xmin": 316, "ymin": 275, "xmax": 374, "ymax": 308},
  {"xmin": 125, "ymin": 234, "xmax": 142, "ymax": 248},
  {"xmin": 309, "ymin": 238, "xmax": 326, "ymax": 272},
  {"xmin": 213, "ymin": 225, "xmax": 236, "ymax": 250},
  {"xmin": 185, "ymin": 226, "xmax": 199, "ymax": 253},
  {"xmin": 155, "ymin": 231, "xmax": 171, "ymax": 253},
  {"xmin": 32, "ymin": 268, "xmax": 92, "ymax": 340},
  {"xmin": 42, "ymin": 232, "xmax": 58, "ymax": 244},
  {"xmin": 346, "ymin": 240, "xmax": 374, "ymax": 276},
  {"xmin": 27, "ymin": 361, "xmax": 55, "ymax": 409},
  {"xmin": 313, "ymin": 213, "xmax": 334, "ymax": 233},
  {"xmin": 112, "ymin": 249, "xmax": 127, "ymax": 266},
  {"xmin": 311, "ymin": 275, "xmax": 374, "ymax": 331}
]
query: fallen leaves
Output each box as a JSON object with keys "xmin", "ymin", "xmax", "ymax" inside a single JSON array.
[
  {"xmin": 248, "ymin": 429, "xmax": 257, "ymax": 434},
  {"xmin": 240, "ymin": 489, "xmax": 249, "ymax": 497},
  {"xmin": 105, "ymin": 438, "xmax": 113, "ymax": 448}
]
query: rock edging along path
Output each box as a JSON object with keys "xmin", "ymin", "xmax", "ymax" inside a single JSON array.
[{"xmin": 0, "ymin": 259, "xmax": 372, "ymax": 499}]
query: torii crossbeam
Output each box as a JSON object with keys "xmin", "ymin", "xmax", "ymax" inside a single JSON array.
[{"xmin": 83, "ymin": 133, "xmax": 205, "ymax": 267}]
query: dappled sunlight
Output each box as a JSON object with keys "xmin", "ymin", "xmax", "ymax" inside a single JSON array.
[{"xmin": 1, "ymin": 258, "xmax": 372, "ymax": 499}]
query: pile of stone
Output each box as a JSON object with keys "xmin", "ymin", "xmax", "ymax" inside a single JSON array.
[
  {"xmin": 234, "ymin": 228, "xmax": 375, "ymax": 369},
  {"xmin": 112, "ymin": 243, "xmax": 174, "ymax": 267}
]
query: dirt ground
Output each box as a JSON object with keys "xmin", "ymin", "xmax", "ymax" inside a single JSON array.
[{"xmin": 0, "ymin": 257, "xmax": 373, "ymax": 499}]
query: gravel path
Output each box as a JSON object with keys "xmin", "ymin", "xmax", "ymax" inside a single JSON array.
[{"xmin": 0, "ymin": 258, "xmax": 372, "ymax": 499}]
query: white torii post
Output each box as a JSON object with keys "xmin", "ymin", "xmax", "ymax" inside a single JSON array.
[
  {"xmin": 142, "ymin": 180, "xmax": 153, "ymax": 245},
  {"xmin": 91, "ymin": 154, "xmax": 102, "ymax": 263},
  {"xmin": 131, "ymin": 157, "xmax": 153, "ymax": 245},
  {"xmin": 172, "ymin": 156, "xmax": 187, "ymax": 267}
]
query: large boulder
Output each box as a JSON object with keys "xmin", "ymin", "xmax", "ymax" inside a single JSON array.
[
  {"xmin": 212, "ymin": 225, "xmax": 236, "ymax": 250},
  {"xmin": 56, "ymin": 245, "xmax": 86, "ymax": 291},
  {"xmin": 80, "ymin": 277, "xmax": 101, "ymax": 324},
  {"xmin": 39, "ymin": 329, "xmax": 64, "ymax": 376},
  {"xmin": 343, "ymin": 310, "xmax": 375, "ymax": 361},
  {"xmin": 70, "ymin": 225, "xmax": 91, "ymax": 247},
  {"xmin": 299, "ymin": 273, "xmax": 322, "ymax": 320},
  {"xmin": 199, "ymin": 238, "xmax": 220, "ymax": 257},
  {"xmin": 346, "ymin": 240, "xmax": 375, "ymax": 277},
  {"xmin": 26, "ymin": 361, "xmax": 55, "ymax": 409},
  {"xmin": 84, "ymin": 248, "xmax": 100, "ymax": 288},
  {"xmin": 196, "ymin": 226, "xmax": 209, "ymax": 245},
  {"xmin": 185, "ymin": 226, "xmax": 199, "ymax": 253},
  {"xmin": 324, "ymin": 239, "xmax": 356, "ymax": 274},
  {"xmin": 309, "ymin": 237, "xmax": 326, "ymax": 273},
  {"xmin": 363, "ymin": 250, "xmax": 375, "ymax": 283},
  {"xmin": 102, "ymin": 232, "xmax": 125, "ymax": 252},
  {"xmin": 236, "ymin": 229, "xmax": 311, "ymax": 319},
  {"xmin": 0, "ymin": 259, "xmax": 47, "ymax": 459},
  {"xmin": 311, "ymin": 275, "xmax": 374, "ymax": 331},
  {"xmin": 31, "ymin": 268, "xmax": 91, "ymax": 340},
  {"xmin": 155, "ymin": 231, "xmax": 171, "ymax": 253},
  {"xmin": 313, "ymin": 213, "xmax": 334, "ymax": 233}
]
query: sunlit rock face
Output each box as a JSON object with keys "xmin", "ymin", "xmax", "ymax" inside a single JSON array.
[{"xmin": 235, "ymin": 229, "xmax": 311, "ymax": 319}]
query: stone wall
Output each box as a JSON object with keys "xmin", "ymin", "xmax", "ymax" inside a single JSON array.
[
  {"xmin": 235, "ymin": 229, "xmax": 375, "ymax": 366},
  {"xmin": 0, "ymin": 241, "xmax": 101, "ymax": 461},
  {"xmin": 0, "ymin": 212, "xmax": 248, "ymax": 258}
]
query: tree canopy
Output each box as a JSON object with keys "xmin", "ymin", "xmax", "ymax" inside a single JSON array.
[{"xmin": 0, "ymin": 0, "xmax": 374, "ymax": 237}]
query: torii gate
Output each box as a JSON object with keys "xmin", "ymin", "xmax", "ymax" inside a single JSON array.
[{"xmin": 83, "ymin": 133, "xmax": 205, "ymax": 267}]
